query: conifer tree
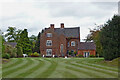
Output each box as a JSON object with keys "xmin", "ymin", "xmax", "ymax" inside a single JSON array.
[{"xmin": 100, "ymin": 15, "xmax": 119, "ymax": 60}]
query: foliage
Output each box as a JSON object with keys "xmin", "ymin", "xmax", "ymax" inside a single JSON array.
[
  {"xmin": 73, "ymin": 51, "xmax": 77, "ymax": 56},
  {"xmin": 5, "ymin": 27, "xmax": 22, "ymax": 42},
  {"xmin": 2, "ymin": 53, "xmax": 10, "ymax": 59},
  {"xmin": 29, "ymin": 35, "xmax": 37, "ymax": 53},
  {"xmin": 86, "ymin": 26, "xmax": 103, "ymax": 57},
  {"xmin": 11, "ymin": 48, "xmax": 17, "ymax": 58},
  {"xmin": 5, "ymin": 27, "xmax": 17, "ymax": 42},
  {"xmin": 34, "ymin": 32, "xmax": 41, "ymax": 53},
  {"xmin": 3, "ymin": 44, "xmax": 17, "ymax": 58},
  {"xmin": 29, "ymin": 52, "xmax": 40, "ymax": 57},
  {"xmin": 16, "ymin": 46, "xmax": 23, "ymax": 57},
  {"xmin": 90, "ymin": 55, "xmax": 95, "ymax": 57},
  {"xmin": 99, "ymin": 15, "xmax": 119, "ymax": 60},
  {"xmin": 68, "ymin": 51, "xmax": 72, "ymax": 55},
  {"xmin": 17, "ymin": 29, "xmax": 32, "ymax": 55},
  {"xmin": 76, "ymin": 54, "xmax": 83, "ymax": 57}
]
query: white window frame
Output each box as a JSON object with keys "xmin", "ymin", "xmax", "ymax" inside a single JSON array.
[
  {"xmin": 46, "ymin": 40, "xmax": 52, "ymax": 46},
  {"xmin": 71, "ymin": 41, "xmax": 75, "ymax": 46},
  {"xmin": 46, "ymin": 49, "xmax": 52, "ymax": 56},
  {"xmin": 46, "ymin": 33, "xmax": 52, "ymax": 37}
]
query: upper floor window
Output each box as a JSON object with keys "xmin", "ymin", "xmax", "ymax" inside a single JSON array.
[
  {"xmin": 46, "ymin": 40, "xmax": 52, "ymax": 46},
  {"xmin": 71, "ymin": 41, "xmax": 75, "ymax": 46},
  {"xmin": 46, "ymin": 33, "xmax": 52, "ymax": 37}
]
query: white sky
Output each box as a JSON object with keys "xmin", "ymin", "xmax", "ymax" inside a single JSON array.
[{"xmin": 0, "ymin": 0, "xmax": 119, "ymax": 41}]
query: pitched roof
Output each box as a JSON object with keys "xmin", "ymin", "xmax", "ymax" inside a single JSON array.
[
  {"xmin": 54, "ymin": 27, "xmax": 80, "ymax": 38},
  {"xmin": 78, "ymin": 42, "xmax": 96, "ymax": 50},
  {"xmin": 4, "ymin": 42, "xmax": 17, "ymax": 48}
]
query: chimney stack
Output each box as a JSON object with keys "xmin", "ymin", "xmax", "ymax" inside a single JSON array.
[
  {"xmin": 61, "ymin": 23, "xmax": 64, "ymax": 29},
  {"xmin": 50, "ymin": 24, "xmax": 54, "ymax": 29}
]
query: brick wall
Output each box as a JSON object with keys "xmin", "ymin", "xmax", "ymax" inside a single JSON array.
[{"xmin": 78, "ymin": 50, "xmax": 96, "ymax": 56}]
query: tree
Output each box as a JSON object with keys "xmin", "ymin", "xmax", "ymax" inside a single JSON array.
[
  {"xmin": 29, "ymin": 35, "xmax": 37, "ymax": 53},
  {"xmin": 16, "ymin": 46, "xmax": 23, "ymax": 57},
  {"xmin": 5, "ymin": 27, "xmax": 22, "ymax": 42},
  {"xmin": 18, "ymin": 29, "xmax": 32, "ymax": 55},
  {"xmin": 86, "ymin": 26, "xmax": 103, "ymax": 57},
  {"xmin": 5, "ymin": 27, "xmax": 17, "ymax": 42},
  {"xmin": 99, "ymin": 15, "xmax": 119, "ymax": 60},
  {"xmin": 34, "ymin": 32, "xmax": 40, "ymax": 53}
]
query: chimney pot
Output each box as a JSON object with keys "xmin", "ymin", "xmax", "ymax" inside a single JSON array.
[
  {"xmin": 50, "ymin": 24, "xmax": 54, "ymax": 29},
  {"xmin": 61, "ymin": 23, "xmax": 64, "ymax": 28}
]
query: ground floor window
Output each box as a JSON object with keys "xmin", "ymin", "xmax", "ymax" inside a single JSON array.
[
  {"xmin": 46, "ymin": 49, "xmax": 52, "ymax": 56},
  {"xmin": 84, "ymin": 52, "xmax": 90, "ymax": 57}
]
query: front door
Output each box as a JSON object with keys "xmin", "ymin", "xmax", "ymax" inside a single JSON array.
[{"xmin": 84, "ymin": 52, "xmax": 90, "ymax": 57}]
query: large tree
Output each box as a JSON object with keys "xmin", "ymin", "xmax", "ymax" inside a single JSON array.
[
  {"xmin": 34, "ymin": 32, "xmax": 40, "ymax": 53},
  {"xmin": 99, "ymin": 15, "xmax": 119, "ymax": 60},
  {"xmin": 5, "ymin": 27, "xmax": 17, "ymax": 42},
  {"xmin": 17, "ymin": 29, "xmax": 32, "ymax": 55},
  {"xmin": 5, "ymin": 27, "xmax": 22, "ymax": 42},
  {"xmin": 29, "ymin": 35, "xmax": 37, "ymax": 53},
  {"xmin": 86, "ymin": 26, "xmax": 103, "ymax": 57}
]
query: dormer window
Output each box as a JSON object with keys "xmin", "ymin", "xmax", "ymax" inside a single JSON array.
[
  {"xmin": 47, "ymin": 33, "xmax": 52, "ymax": 37},
  {"xmin": 71, "ymin": 41, "xmax": 75, "ymax": 46},
  {"xmin": 46, "ymin": 40, "xmax": 52, "ymax": 46}
]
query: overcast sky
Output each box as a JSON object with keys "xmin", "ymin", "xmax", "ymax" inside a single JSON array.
[{"xmin": 0, "ymin": 0, "xmax": 119, "ymax": 41}]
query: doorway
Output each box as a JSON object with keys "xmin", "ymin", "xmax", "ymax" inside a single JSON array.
[{"xmin": 84, "ymin": 52, "xmax": 90, "ymax": 57}]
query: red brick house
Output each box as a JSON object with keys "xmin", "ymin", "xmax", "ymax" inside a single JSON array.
[{"xmin": 40, "ymin": 23, "xmax": 96, "ymax": 57}]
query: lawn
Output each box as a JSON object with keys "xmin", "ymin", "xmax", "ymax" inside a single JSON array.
[{"xmin": 2, "ymin": 57, "xmax": 118, "ymax": 78}]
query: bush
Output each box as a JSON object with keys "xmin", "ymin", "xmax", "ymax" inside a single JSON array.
[
  {"xmin": 90, "ymin": 55, "xmax": 95, "ymax": 57},
  {"xmin": 73, "ymin": 51, "xmax": 77, "ymax": 56},
  {"xmin": 4, "ymin": 44, "xmax": 17, "ymax": 58},
  {"xmin": 30, "ymin": 52, "xmax": 40, "ymax": 57},
  {"xmin": 11, "ymin": 48, "xmax": 17, "ymax": 58},
  {"xmin": 2, "ymin": 53, "xmax": 10, "ymax": 59},
  {"xmin": 16, "ymin": 46, "xmax": 23, "ymax": 57},
  {"xmin": 76, "ymin": 54, "xmax": 83, "ymax": 57},
  {"xmin": 68, "ymin": 51, "xmax": 72, "ymax": 55}
]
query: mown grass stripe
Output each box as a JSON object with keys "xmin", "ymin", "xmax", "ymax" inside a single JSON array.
[
  {"xmin": 72, "ymin": 62, "xmax": 118, "ymax": 75},
  {"xmin": 48, "ymin": 58, "xmax": 66, "ymax": 78},
  {"xmin": 2, "ymin": 59, "xmax": 19, "ymax": 69},
  {"xmin": 63, "ymin": 60, "xmax": 102, "ymax": 78},
  {"xmin": 59, "ymin": 59, "xmax": 91, "ymax": 78},
  {"xmin": 3, "ymin": 58, "xmax": 31, "ymax": 78},
  {"xmin": 68, "ymin": 62, "xmax": 117, "ymax": 78},
  {"xmin": 14, "ymin": 58, "xmax": 44, "ymax": 78},
  {"xmin": 24, "ymin": 58, "xmax": 48, "ymax": 78},
  {"xmin": 66, "ymin": 66, "xmax": 100, "ymax": 78},
  {"xmin": 35, "ymin": 58, "xmax": 58, "ymax": 78},
  {"xmin": 5, "ymin": 58, "xmax": 35, "ymax": 78},
  {"xmin": 81, "ymin": 62, "xmax": 118, "ymax": 71},
  {"xmin": 62, "ymin": 70, "xmax": 78, "ymax": 78},
  {"xmin": 2, "ymin": 58, "xmax": 23, "ymax": 73}
]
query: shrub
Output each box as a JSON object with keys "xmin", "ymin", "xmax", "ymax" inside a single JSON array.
[
  {"xmin": 2, "ymin": 53, "xmax": 10, "ymax": 59},
  {"xmin": 90, "ymin": 55, "xmax": 95, "ymax": 57},
  {"xmin": 68, "ymin": 51, "xmax": 72, "ymax": 55},
  {"xmin": 4, "ymin": 44, "xmax": 17, "ymax": 58},
  {"xmin": 30, "ymin": 52, "xmax": 40, "ymax": 57},
  {"xmin": 16, "ymin": 46, "xmax": 23, "ymax": 57},
  {"xmin": 76, "ymin": 54, "xmax": 83, "ymax": 57},
  {"xmin": 11, "ymin": 48, "xmax": 17, "ymax": 58},
  {"xmin": 73, "ymin": 51, "xmax": 77, "ymax": 56}
]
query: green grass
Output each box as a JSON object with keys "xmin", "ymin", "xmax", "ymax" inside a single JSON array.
[
  {"xmin": 0, "ymin": 35, "xmax": 2, "ymax": 79},
  {"xmin": 2, "ymin": 57, "xmax": 118, "ymax": 78}
]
